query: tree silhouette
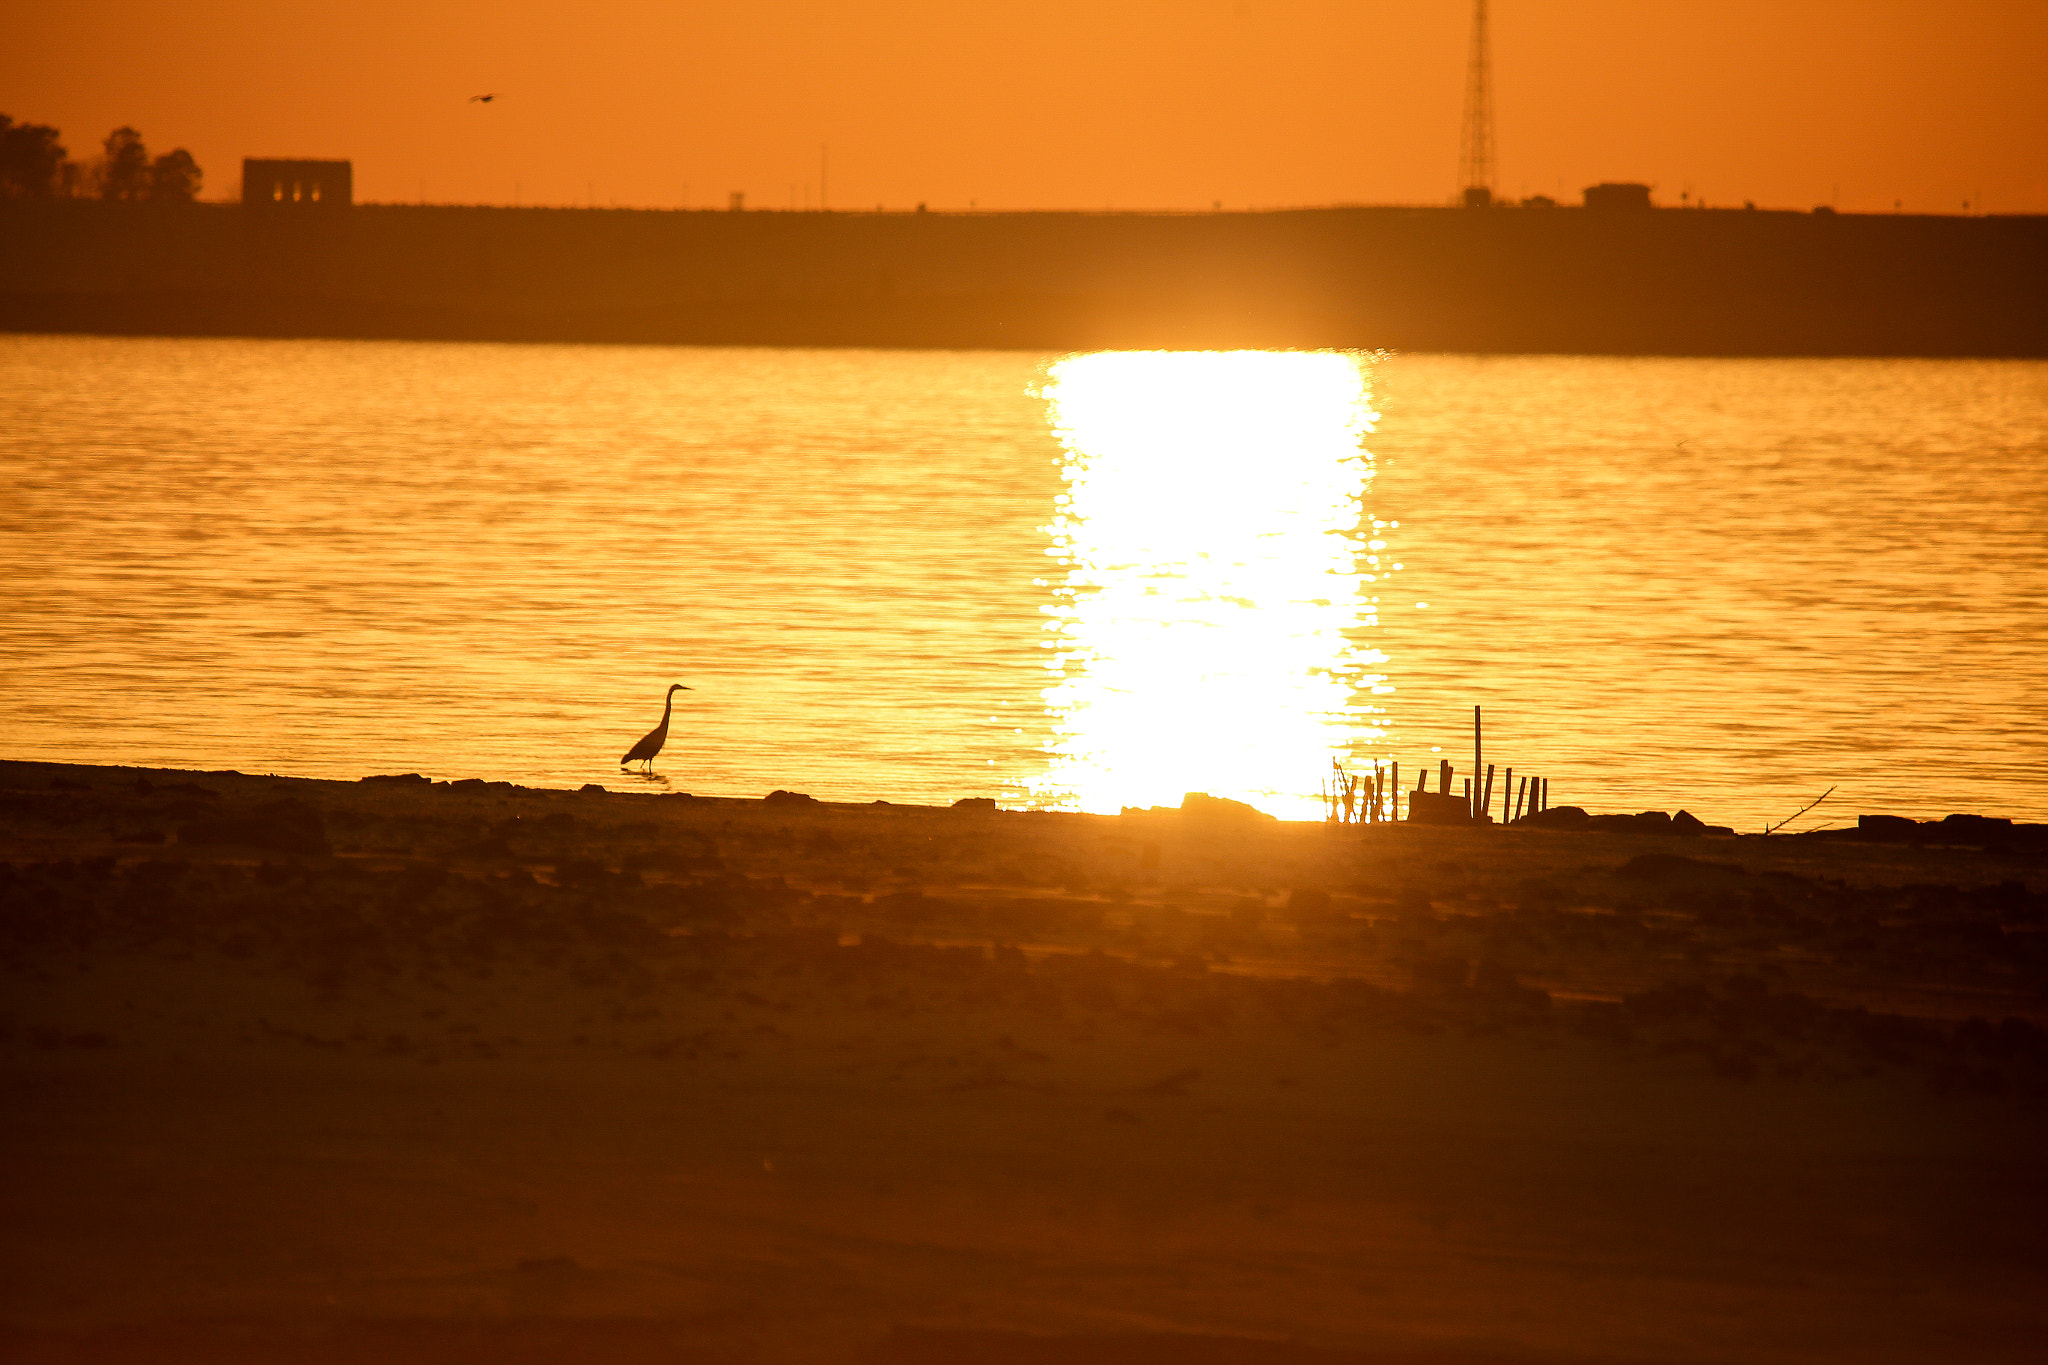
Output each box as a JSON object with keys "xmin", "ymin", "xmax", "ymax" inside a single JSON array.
[
  {"xmin": 98, "ymin": 126, "xmax": 149, "ymax": 200},
  {"xmin": 147, "ymin": 148, "xmax": 201, "ymax": 202},
  {"xmin": 0, "ymin": 115, "xmax": 67, "ymax": 197}
]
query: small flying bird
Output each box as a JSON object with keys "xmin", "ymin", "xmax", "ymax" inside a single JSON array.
[
  {"xmin": 621, "ymin": 683, "xmax": 691, "ymax": 772},
  {"xmin": 469, "ymin": 94, "xmax": 497, "ymax": 103}
]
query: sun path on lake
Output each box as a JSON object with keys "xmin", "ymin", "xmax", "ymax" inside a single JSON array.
[{"xmin": 1027, "ymin": 350, "xmax": 1395, "ymax": 820}]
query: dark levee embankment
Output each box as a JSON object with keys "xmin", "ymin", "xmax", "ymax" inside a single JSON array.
[
  {"xmin": 3, "ymin": 199, "xmax": 2044, "ymax": 356},
  {"xmin": 2, "ymin": 759, "xmax": 2045, "ymax": 1363}
]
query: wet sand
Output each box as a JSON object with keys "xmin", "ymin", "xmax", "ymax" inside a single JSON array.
[{"xmin": 2, "ymin": 759, "xmax": 2044, "ymax": 1363}]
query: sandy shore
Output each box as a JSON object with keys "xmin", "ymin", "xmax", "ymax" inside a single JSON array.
[{"xmin": 2, "ymin": 759, "xmax": 2044, "ymax": 1363}]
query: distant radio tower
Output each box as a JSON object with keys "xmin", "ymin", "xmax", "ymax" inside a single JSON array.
[{"xmin": 1458, "ymin": 0, "xmax": 1496, "ymax": 207}]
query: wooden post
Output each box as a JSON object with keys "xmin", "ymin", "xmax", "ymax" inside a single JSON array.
[
  {"xmin": 1502, "ymin": 767, "xmax": 1513, "ymax": 823},
  {"xmin": 1514, "ymin": 774, "xmax": 1528, "ymax": 822},
  {"xmin": 1473, "ymin": 705, "xmax": 1483, "ymax": 818},
  {"xmin": 1463, "ymin": 777, "xmax": 1471, "ymax": 810},
  {"xmin": 1482, "ymin": 764, "xmax": 1495, "ymax": 822},
  {"xmin": 1391, "ymin": 762, "xmax": 1400, "ymax": 821},
  {"xmin": 1439, "ymin": 759, "xmax": 1451, "ymax": 795},
  {"xmin": 1541, "ymin": 776, "xmax": 1549, "ymax": 812}
]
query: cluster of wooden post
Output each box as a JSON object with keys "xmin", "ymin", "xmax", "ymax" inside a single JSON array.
[
  {"xmin": 1326, "ymin": 705, "xmax": 1553, "ymax": 826},
  {"xmin": 1324, "ymin": 757, "xmax": 1402, "ymax": 824},
  {"xmin": 1463, "ymin": 764, "xmax": 1551, "ymax": 823},
  {"xmin": 1464, "ymin": 703, "xmax": 1549, "ymax": 823}
]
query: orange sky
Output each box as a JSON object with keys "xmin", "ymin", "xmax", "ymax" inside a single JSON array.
[{"xmin": 8, "ymin": 0, "xmax": 2046, "ymax": 213}]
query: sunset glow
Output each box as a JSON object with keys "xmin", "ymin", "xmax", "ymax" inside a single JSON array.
[
  {"xmin": 7, "ymin": 0, "xmax": 2047, "ymax": 1351},
  {"xmin": 1029, "ymin": 350, "xmax": 1388, "ymax": 819},
  {"xmin": 6, "ymin": 1, "xmax": 2045, "ymax": 212}
]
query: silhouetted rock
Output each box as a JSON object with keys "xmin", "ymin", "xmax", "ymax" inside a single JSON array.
[
  {"xmin": 578, "ymin": 783, "xmax": 607, "ymax": 794},
  {"xmin": 1843, "ymin": 811, "xmax": 2038, "ymax": 852},
  {"xmin": 1939, "ymin": 814, "xmax": 2018, "ymax": 849},
  {"xmin": 1519, "ymin": 804, "xmax": 1590, "ymax": 829},
  {"xmin": 952, "ymin": 797, "xmax": 998, "ymax": 812},
  {"xmin": 765, "ymin": 789, "xmax": 818, "ymax": 806},
  {"xmin": 1590, "ymin": 811, "xmax": 1676, "ymax": 835},
  {"xmin": 361, "ymin": 773, "xmax": 429, "ymax": 786},
  {"xmin": 1181, "ymin": 792, "xmax": 1274, "ymax": 821},
  {"xmin": 1670, "ymin": 809, "xmax": 1707, "ymax": 836},
  {"xmin": 1407, "ymin": 790, "xmax": 1472, "ymax": 825}
]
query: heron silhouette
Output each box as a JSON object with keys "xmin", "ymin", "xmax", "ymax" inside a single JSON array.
[{"xmin": 621, "ymin": 683, "xmax": 691, "ymax": 772}]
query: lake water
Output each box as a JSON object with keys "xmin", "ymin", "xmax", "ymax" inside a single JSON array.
[{"xmin": 3, "ymin": 334, "xmax": 2043, "ymax": 829}]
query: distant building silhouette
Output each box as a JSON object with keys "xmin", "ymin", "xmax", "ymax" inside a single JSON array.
[
  {"xmin": 238, "ymin": 159, "xmax": 353, "ymax": 298},
  {"xmin": 1583, "ymin": 183, "xmax": 1653, "ymax": 212},
  {"xmin": 242, "ymin": 159, "xmax": 351, "ymax": 209}
]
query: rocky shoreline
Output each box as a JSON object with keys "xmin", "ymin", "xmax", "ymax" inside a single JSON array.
[{"xmin": 3, "ymin": 758, "xmax": 2045, "ymax": 1364}]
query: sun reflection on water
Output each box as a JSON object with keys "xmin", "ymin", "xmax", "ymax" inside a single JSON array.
[{"xmin": 1027, "ymin": 350, "xmax": 1391, "ymax": 819}]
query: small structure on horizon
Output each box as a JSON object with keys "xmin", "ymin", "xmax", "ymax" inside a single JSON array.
[
  {"xmin": 1583, "ymin": 182, "xmax": 1653, "ymax": 212},
  {"xmin": 242, "ymin": 159, "xmax": 352, "ymax": 209}
]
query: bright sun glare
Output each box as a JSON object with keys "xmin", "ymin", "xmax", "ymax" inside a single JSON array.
[{"xmin": 1028, "ymin": 350, "xmax": 1390, "ymax": 820}]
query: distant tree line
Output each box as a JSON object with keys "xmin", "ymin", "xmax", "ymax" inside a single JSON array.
[{"xmin": 0, "ymin": 116, "xmax": 201, "ymax": 202}]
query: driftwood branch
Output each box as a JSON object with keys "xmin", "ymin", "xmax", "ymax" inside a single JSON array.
[{"xmin": 1763, "ymin": 786, "xmax": 1836, "ymax": 836}]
